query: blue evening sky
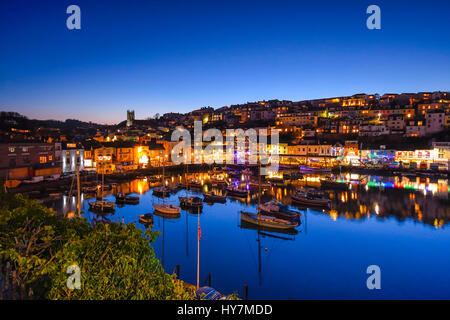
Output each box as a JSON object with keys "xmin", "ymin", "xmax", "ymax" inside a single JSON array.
[{"xmin": 0, "ymin": 0, "xmax": 449, "ymax": 124}]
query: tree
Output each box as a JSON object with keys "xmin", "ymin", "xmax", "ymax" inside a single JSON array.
[{"xmin": 0, "ymin": 192, "xmax": 194, "ymax": 300}]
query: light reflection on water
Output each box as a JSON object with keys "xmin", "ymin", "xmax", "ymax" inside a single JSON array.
[{"xmin": 47, "ymin": 173, "xmax": 450, "ymax": 299}]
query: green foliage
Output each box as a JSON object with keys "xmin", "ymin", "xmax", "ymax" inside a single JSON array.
[{"xmin": 0, "ymin": 192, "xmax": 194, "ymax": 300}]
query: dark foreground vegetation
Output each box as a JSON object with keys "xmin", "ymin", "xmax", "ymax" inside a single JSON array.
[{"xmin": 0, "ymin": 191, "xmax": 194, "ymax": 300}]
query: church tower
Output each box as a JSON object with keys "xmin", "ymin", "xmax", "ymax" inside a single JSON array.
[{"xmin": 126, "ymin": 110, "xmax": 135, "ymax": 127}]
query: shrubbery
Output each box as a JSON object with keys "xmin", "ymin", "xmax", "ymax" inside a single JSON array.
[{"xmin": 0, "ymin": 192, "xmax": 194, "ymax": 300}]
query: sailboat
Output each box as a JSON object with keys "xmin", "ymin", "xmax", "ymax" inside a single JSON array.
[
  {"xmin": 89, "ymin": 161, "xmax": 115, "ymax": 213},
  {"xmin": 240, "ymin": 163, "xmax": 299, "ymax": 230},
  {"xmin": 153, "ymin": 161, "xmax": 181, "ymax": 215}
]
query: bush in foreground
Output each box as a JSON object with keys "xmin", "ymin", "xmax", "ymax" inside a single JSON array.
[{"xmin": 0, "ymin": 192, "xmax": 194, "ymax": 300}]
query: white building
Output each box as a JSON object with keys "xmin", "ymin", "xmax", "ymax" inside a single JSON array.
[{"xmin": 62, "ymin": 143, "xmax": 84, "ymax": 173}]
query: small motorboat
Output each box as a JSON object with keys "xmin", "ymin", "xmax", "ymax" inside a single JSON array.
[
  {"xmin": 203, "ymin": 192, "xmax": 227, "ymax": 203},
  {"xmin": 258, "ymin": 200, "xmax": 300, "ymax": 220},
  {"xmin": 88, "ymin": 200, "xmax": 116, "ymax": 213},
  {"xmin": 300, "ymin": 166, "xmax": 331, "ymax": 174},
  {"xmin": 210, "ymin": 176, "xmax": 226, "ymax": 185},
  {"xmin": 187, "ymin": 179, "xmax": 203, "ymax": 189},
  {"xmin": 115, "ymin": 192, "xmax": 140, "ymax": 204},
  {"xmin": 240, "ymin": 211, "xmax": 299, "ymax": 230},
  {"xmin": 226, "ymin": 185, "xmax": 248, "ymax": 198},
  {"xmin": 82, "ymin": 185, "xmax": 98, "ymax": 193},
  {"xmin": 153, "ymin": 203, "xmax": 181, "ymax": 214},
  {"xmin": 152, "ymin": 186, "xmax": 171, "ymax": 196},
  {"xmin": 179, "ymin": 196, "xmax": 203, "ymax": 208},
  {"xmin": 291, "ymin": 189, "xmax": 331, "ymax": 208},
  {"xmin": 138, "ymin": 213, "xmax": 154, "ymax": 226}
]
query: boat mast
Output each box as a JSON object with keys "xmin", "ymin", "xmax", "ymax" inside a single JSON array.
[
  {"xmin": 257, "ymin": 227, "xmax": 262, "ymax": 285},
  {"xmin": 197, "ymin": 205, "xmax": 200, "ymax": 289},
  {"xmin": 101, "ymin": 160, "xmax": 104, "ymax": 211},
  {"xmin": 76, "ymin": 162, "xmax": 81, "ymax": 217},
  {"xmin": 258, "ymin": 161, "xmax": 261, "ymax": 213},
  {"xmin": 162, "ymin": 159, "xmax": 165, "ymax": 204}
]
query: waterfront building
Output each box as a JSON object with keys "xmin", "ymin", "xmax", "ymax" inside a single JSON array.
[
  {"xmin": 395, "ymin": 148, "xmax": 447, "ymax": 170},
  {"xmin": 61, "ymin": 142, "xmax": 84, "ymax": 173},
  {"xmin": 94, "ymin": 146, "xmax": 115, "ymax": 174},
  {"xmin": 0, "ymin": 142, "xmax": 61, "ymax": 180}
]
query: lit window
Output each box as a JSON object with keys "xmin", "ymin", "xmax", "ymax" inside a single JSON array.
[
  {"xmin": 8, "ymin": 147, "xmax": 15, "ymax": 153},
  {"xmin": 40, "ymin": 156, "xmax": 47, "ymax": 164}
]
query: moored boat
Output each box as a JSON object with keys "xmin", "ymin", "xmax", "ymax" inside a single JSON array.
[
  {"xmin": 291, "ymin": 189, "xmax": 331, "ymax": 208},
  {"xmin": 115, "ymin": 192, "xmax": 139, "ymax": 204},
  {"xmin": 226, "ymin": 185, "xmax": 248, "ymax": 197},
  {"xmin": 153, "ymin": 203, "xmax": 181, "ymax": 214},
  {"xmin": 320, "ymin": 178, "xmax": 349, "ymax": 190},
  {"xmin": 179, "ymin": 196, "xmax": 203, "ymax": 208},
  {"xmin": 138, "ymin": 213, "xmax": 154, "ymax": 225},
  {"xmin": 258, "ymin": 200, "xmax": 300, "ymax": 220},
  {"xmin": 203, "ymin": 192, "xmax": 227, "ymax": 203},
  {"xmin": 300, "ymin": 166, "xmax": 332, "ymax": 174},
  {"xmin": 240, "ymin": 211, "xmax": 299, "ymax": 230},
  {"xmin": 153, "ymin": 186, "xmax": 172, "ymax": 196},
  {"xmin": 89, "ymin": 200, "xmax": 116, "ymax": 213},
  {"xmin": 187, "ymin": 178, "xmax": 203, "ymax": 189},
  {"xmin": 82, "ymin": 185, "xmax": 99, "ymax": 193}
]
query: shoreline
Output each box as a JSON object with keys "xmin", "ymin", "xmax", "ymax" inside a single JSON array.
[{"xmin": 4, "ymin": 163, "xmax": 448, "ymax": 197}]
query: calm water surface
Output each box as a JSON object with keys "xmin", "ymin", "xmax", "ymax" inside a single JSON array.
[{"xmin": 49, "ymin": 173, "xmax": 450, "ymax": 299}]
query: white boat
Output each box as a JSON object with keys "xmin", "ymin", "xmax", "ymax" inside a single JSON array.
[
  {"xmin": 240, "ymin": 163, "xmax": 299, "ymax": 230},
  {"xmin": 153, "ymin": 203, "xmax": 181, "ymax": 214},
  {"xmin": 153, "ymin": 163, "xmax": 181, "ymax": 215}
]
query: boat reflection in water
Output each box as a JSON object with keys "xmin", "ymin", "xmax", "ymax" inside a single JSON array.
[{"xmin": 46, "ymin": 170, "xmax": 450, "ymax": 299}]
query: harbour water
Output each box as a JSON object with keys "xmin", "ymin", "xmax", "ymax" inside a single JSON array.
[{"xmin": 47, "ymin": 172, "xmax": 450, "ymax": 299}]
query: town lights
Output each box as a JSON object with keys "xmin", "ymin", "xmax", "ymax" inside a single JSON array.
[{"xmin": 139, "ymin": 154, "xmax": 148, "ymax": 165}]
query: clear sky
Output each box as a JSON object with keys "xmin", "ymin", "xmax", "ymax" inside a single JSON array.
[{"xmin": 0, "ymin": 0, "xmax": 449, "ymax": 124}]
